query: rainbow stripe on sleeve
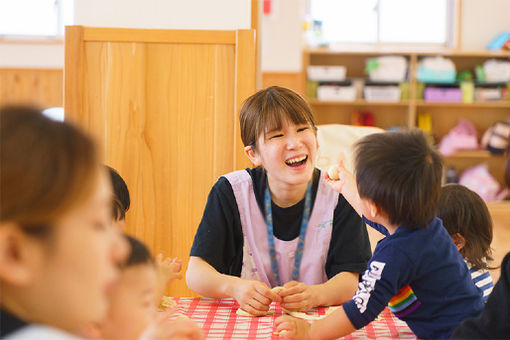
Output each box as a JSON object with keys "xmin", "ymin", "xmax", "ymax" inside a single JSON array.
[{"xmin": 388, "ymin": 285, "xmax": 421, "ymax": 318}]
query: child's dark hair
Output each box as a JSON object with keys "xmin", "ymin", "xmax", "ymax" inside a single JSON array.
[
  {"xmin": 354, "ymin": 129, "xmax": 443, "ymax": 229},
  {"xmin": 105, "ymin": 165, "xmax": 130, "ymax": 220},
  {"xmin": 438, "ymin": 184, "xmax": 494, "ymax": 270},
  {"xmin": 122, "ymin": 234, "xmax": 154, "ymax": 268}
]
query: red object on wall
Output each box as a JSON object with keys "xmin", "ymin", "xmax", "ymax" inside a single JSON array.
[{"xmin": 263, "ymin": 0, "xmax": 271, "ymax": 15}]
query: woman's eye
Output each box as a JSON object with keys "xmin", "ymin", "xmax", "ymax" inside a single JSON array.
[
  {"xmin": 270, "ymin": 134, "xmax": 283, "ymax": 139},
  {"xmin": 298, "ymin": 127, "xmax": 309, "ymax": 132}
]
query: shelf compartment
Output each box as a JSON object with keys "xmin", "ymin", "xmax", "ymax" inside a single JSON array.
[{"xmin": 309, "ymin": 99, "xmax": 410, "ymax": 106}]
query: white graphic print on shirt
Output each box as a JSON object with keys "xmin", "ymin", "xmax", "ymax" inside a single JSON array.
[{"xmin": 353, "ymin": 261, "xmax": 386, "ymax": 313}]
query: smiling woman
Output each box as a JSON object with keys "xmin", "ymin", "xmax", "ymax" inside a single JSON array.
[
  {"xmin": 0, "ymin": 106, "xmax": 128, "ymax": 339},
  {"xmin": 186, "ymin": 86, "xmax": 372, "ymax": 317}
]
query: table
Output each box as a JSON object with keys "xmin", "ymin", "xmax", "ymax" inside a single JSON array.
[{"xmin": 172, "ymin": 297, "xmax": 416, "ymax": 339}]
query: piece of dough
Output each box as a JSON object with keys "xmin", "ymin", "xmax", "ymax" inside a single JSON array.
[
  {"xmin": 271, "ymin": 286, "xmax": 284, "ymax": 294},
  {"xmin": 284, "ymin": 310, "xmax": 321, "ymax": 321},
  {"xmin": 327, "ymin": 165, "xmax": 340, "ymax": 180},
  {"xmin": 158, "ymin": 296, "xmax": 177, "ymax": 311}
]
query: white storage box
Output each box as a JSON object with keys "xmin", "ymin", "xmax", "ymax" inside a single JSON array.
[
  {"xmin": 307, "ymin": 66, "xmax": 346, "ymax": 82},
  {"xmin": 364, "ymin": 86, "xmax": 401, "ymax": 102},
  {"xmin": 367, "ymin": 56, "xmax": 408, "ymax": 82},
  {"xmin": 317, "ymin": 85, "xmax": 356, "ymax": 101},
  {"xmin": 483, "ymin": 59, "xmax": 510, "ymax": 83}
]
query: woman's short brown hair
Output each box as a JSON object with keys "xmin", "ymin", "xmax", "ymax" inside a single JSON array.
[
  {"xmin": 354, "ymin": 129, "xmax": 443, "ymax": 229},
  {"xmin": 438, "ymin": 184, "xmax": 494, "ymax": 270},
  {"xmin": 239, "ymin": 86, "xmax": 317, "ymax": 150},
  {"xmin": 1, "ymin": 106, "xmax": 99, "ymax": 232}
]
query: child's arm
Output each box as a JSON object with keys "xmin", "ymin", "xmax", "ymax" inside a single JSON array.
[
  {"xmin": 186, "ymin": 256, "xmax": 281, "ymax": 316},
  {"xmin": 279, "ymin": 271, "xmax": 358, "ymax": 311},
  {"xmin": 155, "ymin": 254, "xmax": 183, "ymax": 305},
  {"xmin": 275, "ymin": 306, "xmax": 356, "ymax": 340},
  {"xmin": 325, "ymin": 162, "xmax": 363, "ymax": 217}
]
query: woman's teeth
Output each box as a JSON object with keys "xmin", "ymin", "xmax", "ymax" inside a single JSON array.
[{"xmin": 285, "ymin": 155, "xmax": 307, "ymax": 166}]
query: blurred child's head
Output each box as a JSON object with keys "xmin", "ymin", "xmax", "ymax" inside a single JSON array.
[
  {"xmin": 354, "ymin": 129, "xmax": 443, "ymax": 229},
  {"xmin": 100, "ymin": 234, "xmax": 157, "ymax": 340},
  {"xmin": 438, "ymin": 184, "xmax": 493, "ymax": 269},
  {"xmin": 505, "ymin": 144, "xmax": 510, "ymax": 188},
  {"xmin": 105, "ymin": 165, "xmax": 130, "ymax": 229},
  {"xmin": 240, "ymin": 86, "xmax": 317, "ymax": 153},
  {"xmin": 0, "ymin": 106, "xmax": 128, "ymax": 333}
]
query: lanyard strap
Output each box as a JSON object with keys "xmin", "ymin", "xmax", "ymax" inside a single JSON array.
[{"xmin": 264, "ymin": 180, "xmax": 312, "ymax": 286}]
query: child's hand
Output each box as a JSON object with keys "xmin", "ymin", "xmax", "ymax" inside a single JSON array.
[
  {"xmin": 279, "ymin": 281, "xmax": 316, "ymax": 312},
  {"xmin": 141, "ymin": 312, "xmax": 203, "ymax": 340},
  {"xmin": 232, "ymin": 279, "xmax": 282, "ymax": 316},
  {"xmin": 325, "ymin": 161, "xmax": 363, "ymax": 217},
  {"xmin": 275, "ymin": 315, "xmax": 311, "ymax": 340},
  {"xmin": 156, "ymin": 254, "xmax": 183, "ymax": 284}
]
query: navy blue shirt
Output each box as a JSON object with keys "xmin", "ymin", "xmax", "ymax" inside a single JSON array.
[{"xmin": 343, "ymin": 217, "xmax": 483, "ymax": 339}]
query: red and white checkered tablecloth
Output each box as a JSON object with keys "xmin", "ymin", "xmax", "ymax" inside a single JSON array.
[{"xmin": 172, "ymin": 297, "xmax": 416, "ymax": 339}]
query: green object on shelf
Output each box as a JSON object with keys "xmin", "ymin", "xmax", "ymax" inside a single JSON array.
[
  {"xmin": 306, "ymin": 81, "xmax": 319, "ymax": 99},
  {"xmin": 399, "ymin": 82, "xmax": 410, "ymax": 100},
  {"xmin": 365, "ymin": 58, "xmax": 379, "ymax": 74},
  {"xmin": 460, "ymin": 81, "xmax": 474, "ymax": 103},
  {"xmin": 457, "ymin": 70, "xmax": 473, "ymax": 82},
  {"xmin": 416, "ymin": 82, "xmax": 425, "ymax": 99},
  {"xmin": 475, "ymin": 65, "xmax": 486, "ymax": 82}
]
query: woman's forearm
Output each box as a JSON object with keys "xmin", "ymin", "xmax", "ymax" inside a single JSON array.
[{"xmin": 185, "ymin": 256, "xmax": 240, "ymax": 298}]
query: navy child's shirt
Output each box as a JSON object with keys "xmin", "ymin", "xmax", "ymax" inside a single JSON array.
[{"xmin": 342, "ymin": 217, "xmax": 483, "ymax": 339}]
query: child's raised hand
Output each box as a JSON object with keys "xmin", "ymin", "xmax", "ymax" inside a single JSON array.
[
  {"xmin": 275, "ymin": 314, "xmax": 311, "ymax": 340},
  {"xmin": 156, "ymin": 254, "xmax": 183, "ymax": 284},
  {"xmin": 325, "ymin": 161, "xmax": 363, "ymax": 217},
  {"xmin": 232, "ymin": 279, "xmax": 282, "ymax": 316}
]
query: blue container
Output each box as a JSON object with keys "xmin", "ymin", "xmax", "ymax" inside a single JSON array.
[{"xmin": 417, "ymin": 67, "xmax": 456, "ymax": 84}]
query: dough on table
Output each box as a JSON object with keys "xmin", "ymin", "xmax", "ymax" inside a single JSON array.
[
  {"xmin": 158, "ymin": 296, "xmax": 177, "ymax": 311},
  {"xmin": 236, "ymin": 286, "xmax": 284, "ymax": 317},
  {"xmin": 327, "ymin": 165, "xmax": 340, "ymax": 180}
]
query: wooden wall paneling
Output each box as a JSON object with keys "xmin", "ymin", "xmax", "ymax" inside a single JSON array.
[
  {"xmin": 261, "ymin": 72, "xmax": 304, "ymax": 96},
  {"xmin": 0, "ymin": 68, "xmax": 63, "ymax": 108},
  {"xmin": 234, "ymin": 29, "xmax": 257, "ymax": 170},
  {"xmin": 65, "ymin": 26, "xmax": 84, "ymax": 123}
]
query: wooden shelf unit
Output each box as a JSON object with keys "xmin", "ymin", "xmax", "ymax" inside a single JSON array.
[{"xmin": 302, "ymin": 47, "xmax": 510, "ymax": 186}]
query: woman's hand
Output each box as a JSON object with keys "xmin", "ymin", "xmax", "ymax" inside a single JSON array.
[
  {"xmin": 275, "ymin": 315, "xmax": 312, "ymax": 340},
  {"xmin": 231, "ymin": 279, "xmax": 282, "ymax": 316},
  {"xmin": 279, "ymin": 281, "xmax": 317, "ymax": 312}
]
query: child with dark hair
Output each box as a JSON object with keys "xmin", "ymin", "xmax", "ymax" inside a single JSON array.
[
  {"xmin": 105, "ymin": 165, "xmax": 131, "ymax": 229},
  {"xmin": 438, "ymin": 184, "xmax": 494, "ymax": 302},
  {"xmin": 105, "ymin": 165, "xmax": 183, "ymax": 305},
  {"xmin": 275, "ymin": 129, "xmax": 483, "ymax": 339},
  {"xmin": 98, "ymin": 235, "xmax": 203, "ymax": 340}
]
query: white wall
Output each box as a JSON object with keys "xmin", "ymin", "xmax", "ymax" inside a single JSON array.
[
  {"xmin": 0, "ymin": 0, "xmax": 251, "ymax": 68},
  {"xmin": 74, "ymin": 0, "xmax": 251, "ymax": 30},
  {"xmin": 261, "ymin": 0, "xmax": 305, "ymax": 72},
  {"xmin": 460, "ymin": 0, "xmax": 510, "ymax": 50}
]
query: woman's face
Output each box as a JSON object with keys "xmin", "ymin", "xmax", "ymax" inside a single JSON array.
[
  {"xmin": 253, "ymin": 119, "xmax": 318, "ymax": 188},
  {"xmin": 31, "ymin": 170, "xmax": 129, "ymax": 333}
]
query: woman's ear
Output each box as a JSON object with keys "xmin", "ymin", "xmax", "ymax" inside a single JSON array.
[
  {"xmin": 0, "ymin": 223, "xmax": 40, "ymax": 285},
  {"xmin": 244, "ymin": 145, "xmax": 262, "ymax": 167},
  {"xmin": 451, "ymin": 233, "xmax": 466, "ymax": 252}
]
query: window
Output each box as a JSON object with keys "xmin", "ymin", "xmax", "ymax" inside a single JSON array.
[
  {"xmin": 308, "ymin": 0, "xmax": 451, "ymax": 46},
  {"xmin": 0, "ymin": 0, "xmax": 73, "ymax": 38}
]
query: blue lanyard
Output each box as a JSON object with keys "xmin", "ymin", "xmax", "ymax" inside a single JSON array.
[{"xmin": 264, "ymin": 180, "xmax": 312, "ymax": 286}]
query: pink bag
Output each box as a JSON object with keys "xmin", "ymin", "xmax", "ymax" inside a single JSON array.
[
  {"xmin": 438, "ymin": 118, "xmax": 479, "ymax": 156},
  {"xmin": 459, "ymin": 164, "xmax": 501, "ymax": 201}
]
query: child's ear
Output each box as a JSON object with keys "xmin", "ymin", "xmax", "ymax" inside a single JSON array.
[
  {"xmin": 451, "ymin": 233, "xmax": 466, "ymax": 252},
  {"xmin": 0, "ymin": 223, "xmax": 39, "ymax": 285},
  {"xmin": 244, "ymin": 145, "xmax": 262, "ymax": 167},
  {"xmin": 366, "ymin": 200, "xmax": 379, "ymax": 219}
]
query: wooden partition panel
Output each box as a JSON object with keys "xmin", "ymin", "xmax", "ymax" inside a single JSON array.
[{"xmin": 65, "ymin": 26, "xmax": 255, "ymax": 296}]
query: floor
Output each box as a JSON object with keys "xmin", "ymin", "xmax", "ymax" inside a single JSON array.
[{"xmin": 366, "ymin": 201, "xmax": 510, "ymax": 283}]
